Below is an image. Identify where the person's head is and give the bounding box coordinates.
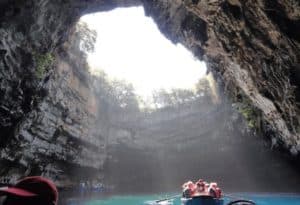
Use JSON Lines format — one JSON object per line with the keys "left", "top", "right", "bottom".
{"left": 0, "top": 176, "right": 58, "bottom": 205}
{"left": 187, "top": 181, "right": 194, "bottom": 189}
{"left": 210, "top": 182, "right": 217, "bottom": 188}
{"left": 196, "top": 179, "right": 204, "bottom": 184}
{"left": 196, "top": 181, "right": 205, "bottom": 191}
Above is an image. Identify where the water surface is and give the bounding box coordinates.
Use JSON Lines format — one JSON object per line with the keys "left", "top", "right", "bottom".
{"left": 66, "top": 193, "right": 300, "bottom": 205}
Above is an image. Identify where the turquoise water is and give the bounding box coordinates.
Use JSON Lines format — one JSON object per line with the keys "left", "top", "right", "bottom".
{"left": 67, "top": 193, "right": 300, "bottom": 205}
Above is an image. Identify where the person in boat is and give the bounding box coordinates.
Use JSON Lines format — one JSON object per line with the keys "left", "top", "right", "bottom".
{"left": 208, "top": 183, "right": 217, "bottom": 198}
{"left": 215, "top": 187, "right": 221, "bottom": 198}
{"left": 182, "top": 182, "right": 189, "bottom": 198}
{"left": 0, "top": 176, "right": 58, "bottom": 205}
{"left": 195, "top": 180, "right": 206, "bottom": 196}
{"left": 204, "top": 182, "right": 210, "bottom": 194}
{"left": 208, "top": 182, "right": 222, "bottom": 198}
{"left": 182, "top": 181, "right": 196, "bottom": 198}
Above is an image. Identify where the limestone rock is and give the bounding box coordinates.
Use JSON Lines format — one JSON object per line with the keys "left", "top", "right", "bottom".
{"left": 0, "top": 0, "right": 300, "bottom": 187}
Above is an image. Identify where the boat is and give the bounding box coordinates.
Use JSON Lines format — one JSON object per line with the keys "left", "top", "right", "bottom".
{"left": 181, "top": 195, "right": 223, "bottom": 205}
{"left": 180, "top": 180, "right": 256, "bottom": 205}
{"left": 181, "top": 195, "right": 255, "bottom": 205}
{"left": 149, "top": 180, "right": 256, "bottom": 205}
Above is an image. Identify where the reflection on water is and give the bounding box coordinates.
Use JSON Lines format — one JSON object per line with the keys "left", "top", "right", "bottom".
{"left": 65, "top": 193, "right": 300, "bottom": 205}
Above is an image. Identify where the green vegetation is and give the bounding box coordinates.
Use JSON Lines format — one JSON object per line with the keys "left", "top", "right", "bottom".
{"left": 152, "top": 88, "right": 197, "bottom": 108}
{"left": 150, "top": 78, "right": 212, "bottom": 109}
{"left": 34, "top": 52, "right": 54, "bottom": 79}
{"left": 239, "top": 106, "right": 256, "bottom": 128}
{"left": 92, "top": 70, "right": 213, "bottom": 112}
{"left": 92, "top": 72, "right": 140, "bottom": 113}
{"left": 236, "top": 95, "right": 259, "bottom": 129}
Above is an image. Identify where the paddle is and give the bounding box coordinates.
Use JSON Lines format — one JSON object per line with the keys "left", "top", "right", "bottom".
{"left": 155, "top": 194, "right": 181, "bottom": 203}
{"left": 223, "top": 194, "right": 256, "bottom": 205}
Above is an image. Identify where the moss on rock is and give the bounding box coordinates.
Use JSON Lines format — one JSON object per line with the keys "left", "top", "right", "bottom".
{"left": 34, "top": 52, "right": 54, "bottom": 79}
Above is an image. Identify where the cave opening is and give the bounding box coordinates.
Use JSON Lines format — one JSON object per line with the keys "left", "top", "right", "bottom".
{"left": 79, "top": 6, "right": 208, "bottom": 106}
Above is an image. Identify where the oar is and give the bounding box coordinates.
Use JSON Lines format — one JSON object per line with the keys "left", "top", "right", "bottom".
{"left": 155, "top": 194, "right": 181, "bottom": 203}
{"left": 223, "top": 194, "right": 256, "bottom": 205}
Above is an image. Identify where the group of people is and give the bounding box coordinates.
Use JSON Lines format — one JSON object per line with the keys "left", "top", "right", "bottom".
{"left": 79, "top": 181, "right": 104, "bottom": 195}
{"left": 182, "top": 179, "right": 222, "bottom": 199}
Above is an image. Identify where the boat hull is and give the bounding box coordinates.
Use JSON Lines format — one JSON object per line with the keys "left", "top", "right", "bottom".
{"left": 181, "top": 196, "right": 224, "bottom": 205}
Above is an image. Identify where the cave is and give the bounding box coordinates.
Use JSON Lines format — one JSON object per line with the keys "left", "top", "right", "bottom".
{"left": 0, "top": 0, "right": 300, "bottom": 194}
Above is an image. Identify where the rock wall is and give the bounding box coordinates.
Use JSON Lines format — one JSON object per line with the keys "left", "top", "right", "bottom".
{"left": 0, "top": 0, "right": 300, "bottom": 187}
{"left": 0, "top": 23, "right": 108, "bottom": 186}
{"left": 0, "top": 0, "right": 140, "bottom": 185}
{"left": 0, "top": 0, "right": 79, "bottom": 144}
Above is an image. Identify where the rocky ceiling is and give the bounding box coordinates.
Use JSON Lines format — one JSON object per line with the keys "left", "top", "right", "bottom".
{"left": 0, "top": 0, "right": 299, "bottom": 168}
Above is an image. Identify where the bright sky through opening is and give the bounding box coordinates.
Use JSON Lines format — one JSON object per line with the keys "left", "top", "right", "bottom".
{"left": 80, "top": 7, "right": 207, "bottom": 99}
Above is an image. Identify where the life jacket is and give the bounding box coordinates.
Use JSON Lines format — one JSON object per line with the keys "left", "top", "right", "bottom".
{"left": 204, "top": 183, "right": 210, "bottom": 195}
